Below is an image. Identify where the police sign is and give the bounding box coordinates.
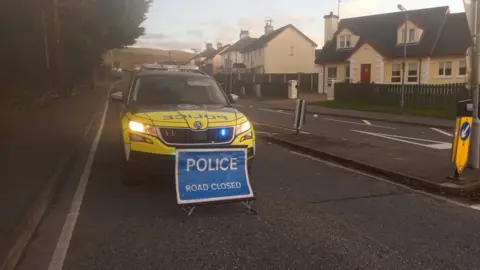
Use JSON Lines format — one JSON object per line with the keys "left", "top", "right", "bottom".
{"left": 175, "top": 148, "right": 254, "bottom": 205}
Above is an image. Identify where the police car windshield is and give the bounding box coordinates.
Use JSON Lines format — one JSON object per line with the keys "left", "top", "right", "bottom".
{"left": 132, "top": 75, "right": 228, "bottom": 105}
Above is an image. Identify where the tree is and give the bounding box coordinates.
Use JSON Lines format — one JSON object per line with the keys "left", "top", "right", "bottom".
{"left": 0, "top": 0, "right": 152, "bottom": 100}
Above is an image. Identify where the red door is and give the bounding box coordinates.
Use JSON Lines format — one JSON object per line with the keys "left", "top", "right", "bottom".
{"left": 360, "top": 64, "right": 371, "bottom": 83}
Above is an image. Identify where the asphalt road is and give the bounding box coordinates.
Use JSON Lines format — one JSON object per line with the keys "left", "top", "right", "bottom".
{"left": 15, "top": 98, "right": 480, "bottom": 270}
{"left": 234, "top": 103, "right": 454, "bottom": 153}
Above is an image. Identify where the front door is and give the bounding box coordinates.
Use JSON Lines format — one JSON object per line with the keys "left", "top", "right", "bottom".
{"left": 360, "top": 64, "right": 371, "bottom": 83}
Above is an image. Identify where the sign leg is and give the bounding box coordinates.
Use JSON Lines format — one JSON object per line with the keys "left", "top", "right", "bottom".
{"left": 241, "top": 200, "right": 258, "bottom": 215}
{"left": 181, "top": 206, "right": 196, "bottom": 216}
{"left": 447, "top": 169, "right": 466, "bottom": 181}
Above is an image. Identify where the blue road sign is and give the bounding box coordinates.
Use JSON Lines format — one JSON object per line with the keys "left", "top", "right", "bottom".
{"left": 175, "top": 148, "right": 254, "bottom": 205}
{"left": 460, "top": 121, "right": 471, "bottom": 141}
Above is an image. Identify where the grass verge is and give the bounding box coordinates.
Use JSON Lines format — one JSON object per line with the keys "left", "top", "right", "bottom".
{"left": 310, "top": 100, "right": 455, "bottom": 119}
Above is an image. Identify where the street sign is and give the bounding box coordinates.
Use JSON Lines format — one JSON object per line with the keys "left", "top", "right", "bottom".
{"left": 175, "top": 148, "right": 254, "bottom": 205}
{"left": 452, "top": 117, "right": 473, "bottom": 173}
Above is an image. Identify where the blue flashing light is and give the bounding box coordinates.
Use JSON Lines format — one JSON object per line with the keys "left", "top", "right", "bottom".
{"left": 219, "top": 128, "right": 228, "bottom": 137}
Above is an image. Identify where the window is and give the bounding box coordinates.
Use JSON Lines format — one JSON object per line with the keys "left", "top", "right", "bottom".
{"left": 346, "top": 35, "right": 351, "bottom": 47}
{"left": 459, "top": 60, "right": 466, "bottom": 76}
{"left": 400, "top": 27, "right": 416, "bottom": 43}
{"left": 438, "top": 61, "right": 452, "bottom": 76}
{"left": 290, "top": 46, "right": 294, "bottom": 56}
{"left": 339, "top": 35, "right": 351, "bottom": 48}
{"left": 131, "top": 75, "right": 228, "bottom": 105}
{"left": 391, "top": 63, "right": 401, "bottom": 83}
{"left": 327, "top": 67, "right": 337, "bottom": 87}
{"left": 407, "top": 62, "right": 418, "bottom": 82}
{"left": 345, "top": 64, "right": 350, "bottom": 80}
{"left": 408, "top": 28, "right": 415, "bottom": 42}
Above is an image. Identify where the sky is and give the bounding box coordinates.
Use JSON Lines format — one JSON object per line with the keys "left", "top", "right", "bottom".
{"left": 134, "top": 0, "right": 465, "bottom": 52}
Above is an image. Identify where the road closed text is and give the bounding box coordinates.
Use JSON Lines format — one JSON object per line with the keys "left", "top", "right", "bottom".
{"left": 186, "top": 157, "right": 238, "bottom": 172}
{"left": 185, "top": 182, "right": 242, "bottom": 192}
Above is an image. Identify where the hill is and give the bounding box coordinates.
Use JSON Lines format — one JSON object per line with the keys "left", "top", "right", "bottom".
{"left": 106, "top": 47, "right": 195, "bottom": 68}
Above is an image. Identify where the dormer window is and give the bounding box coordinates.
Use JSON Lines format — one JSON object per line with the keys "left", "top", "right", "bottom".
{"left": 408, "top": 28, "right": 415, "bottom": 42}
{"left": 340, "top": 35, "right": 351, "bottom": 48}
{"left": 399, "top": 26, "right": 419, "bottom": 44}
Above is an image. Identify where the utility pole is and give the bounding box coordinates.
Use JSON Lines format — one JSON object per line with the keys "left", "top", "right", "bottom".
{"left": 397, "top": 4, "right": 408, "bottom": 114}
{"left": 41, "top": 10, "right": 52, "bottom": 92}
{"left": 467, "top": 0, "right": 480, "bottom": 169}
{"left": 52, "top": 0, "right": 65, "bottom": 95}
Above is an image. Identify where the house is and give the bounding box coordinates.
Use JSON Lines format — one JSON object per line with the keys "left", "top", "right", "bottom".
{"left": 203, "top": 42, "right": 230, "bottom": 74}
{"left": 188, "top": 43, "right": 218, "bottom": 67}
{"left": 315, "top": 6, "right": 471, "bottom": 99}
{"left": 220, "top": 30, "right": 257, "bottom": 73}
{"left": 240, "top": 20, "right": 318, "bottom": 74}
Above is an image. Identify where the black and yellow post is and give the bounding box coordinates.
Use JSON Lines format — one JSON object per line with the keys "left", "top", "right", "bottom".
{"left": 449, "top": 100, "right": 474, "bottom": 181}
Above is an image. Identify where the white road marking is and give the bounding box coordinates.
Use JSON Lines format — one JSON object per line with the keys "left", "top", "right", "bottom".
{"left": 255, "top": 131, "right": 272, "bottom": 135}
{"left": 324, "top": 118, "right": 396, "bottom": 130}
{"left": 251, "top": 122, "right": 312, "bottom": 134}
{"left": 288, "top": 150, "right": 480, "bottom": 211}
{"left": 352, "top": 129, "right": 452, "bottom": 150}
{"left": 363, "top": 120, "right": 372, "bottom": 125}
{"left": 431, "top": 128, "right": 453, "bottom": 137}
{"left": 48, "top": 92, "right": 110, "bottom": 270}
{"left": 471, "top": 204, "right": 480, "bottom": 210}
{"left": 257, "top": 108, "right": 293, "bottom": 115}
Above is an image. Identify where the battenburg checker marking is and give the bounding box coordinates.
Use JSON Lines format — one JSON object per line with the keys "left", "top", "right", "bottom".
{"left": 175, "top": 148, "right": 254, "bottom": 205}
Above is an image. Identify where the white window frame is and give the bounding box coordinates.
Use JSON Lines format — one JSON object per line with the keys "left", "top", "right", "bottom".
{"left": 391, "top": 63, "right": 401, "bottom": 83}
{"left": 407, "top": 62, "right": 418, "bottom": 83}
{"left": 438, "top": 61, "right": 453, "bottom": 77}
{"left": 459, "top": 60, "right": 466, "bottom": 77}
{"left": 339, "top": 35, "right": 351, "bottom": 48}
{"left": 327, "top": 67, "right": 337, "bottom": 87}
{"left": 345, "top": 35, "right": 351, "bottom": 47}
{"left": 408, "top": 28, "right": 415, "bottom": 42}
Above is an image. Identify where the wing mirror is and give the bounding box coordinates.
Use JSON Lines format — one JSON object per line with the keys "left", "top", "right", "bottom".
{"left": 229, "top": 93, "right": 239, "bottom": 103}
{"left": 110, "top": 91, "right": 125, "bottom": 102}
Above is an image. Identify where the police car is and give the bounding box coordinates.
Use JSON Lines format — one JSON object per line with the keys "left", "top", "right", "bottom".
{"left": 110, "top": 64, "right": 255, "bottom": 186}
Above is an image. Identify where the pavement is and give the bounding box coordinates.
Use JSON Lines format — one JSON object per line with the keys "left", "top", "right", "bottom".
{"left": 13, "top": 97, "right": 480, "bottom": 269}
{"left": 232, "top": 101, "right": 480, "bottom": 197}
{"left": 237, "top": 94, "right": 455, "bottom": 129}
{"left": 0, "top": 81, "right": 112, "bottom": 270}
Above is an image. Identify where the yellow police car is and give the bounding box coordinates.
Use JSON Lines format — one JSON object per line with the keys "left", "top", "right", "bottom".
{"left": 110, "top": 65, "right": 255, "bottom": 185}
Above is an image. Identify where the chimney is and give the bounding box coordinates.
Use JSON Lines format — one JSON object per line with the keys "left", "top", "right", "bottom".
{"left": 264, "top": 18, "right": 274, "bottom": 35}
{"left": 323, "top": 11, "right": 339, "bottom": 43}
{"left": 206, "top": 43, "right": 213, "bottom": 49}
{"left": 217, "top": 42, "right": 223, "bottom": 49}
{"left": 239, "top": 30, "right": 250, "bottom": 39}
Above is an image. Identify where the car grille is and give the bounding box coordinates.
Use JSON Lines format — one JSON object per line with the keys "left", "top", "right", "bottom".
{"left": 158, "top": 127, "right": 235, "bottom": 144}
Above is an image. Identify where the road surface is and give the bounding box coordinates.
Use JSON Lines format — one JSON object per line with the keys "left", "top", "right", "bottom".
{"left": 15, "top": 98, "right": 480, "bottom": 270}
{"left": 233, "top": 104, "right": 454, "bottom": 152}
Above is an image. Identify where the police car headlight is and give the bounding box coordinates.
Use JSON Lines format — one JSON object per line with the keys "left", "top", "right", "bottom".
{"left": 235, "top": 121, "right": 251, "bottom": 135}
{"left": 128, "top": 121, "right": 157, "bottom": 136}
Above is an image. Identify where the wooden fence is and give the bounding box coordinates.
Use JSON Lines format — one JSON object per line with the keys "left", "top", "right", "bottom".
{"left": 334, "top": 83, "right": 471, "bottom": 110}
{"left": 214, "top": 73, "right": 318, "bottom": 98}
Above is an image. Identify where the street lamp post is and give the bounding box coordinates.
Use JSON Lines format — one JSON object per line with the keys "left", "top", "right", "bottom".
{"left": 465, "top": 0, "right": 480, "bottom": 169}
{"left": 397, "top": 4, "right": 408, "bottom": 114}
